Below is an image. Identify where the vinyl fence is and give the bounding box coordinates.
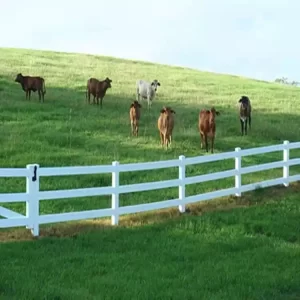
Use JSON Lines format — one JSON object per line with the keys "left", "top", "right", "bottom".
{"left": 1, "top": 140, "right": 300, "bottom": 237}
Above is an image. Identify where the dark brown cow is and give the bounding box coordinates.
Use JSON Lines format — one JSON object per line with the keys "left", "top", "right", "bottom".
{"left": 238, "top": 96, "right": 252, "bottom": 135}
{"left": 86, "top": 77, "right": 112, "bottom": 108}
{"left": 157, "top": 106, "right": 176, "bottom": 148}
{"left": 198, "top": 107, "right": 220, "bottom": 153}
{"left": 14, "top": 73, "right": 46, "bottom": 102}
{"left": 129, "top": 100, "right": 142, "bottom": 136}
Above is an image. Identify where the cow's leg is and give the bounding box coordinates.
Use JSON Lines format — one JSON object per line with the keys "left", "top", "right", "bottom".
{"left": 160, "top": 132, "right": 164, "bottom": 146}
{"left": 25, "top": 90, "right": 28, "bottom": 100}
{"left": 205, "top": 135, "right": 208, "bottom": 152}
{"left": 248, "top": 114, "right": 251, "bottom": 130}
{"left": 28, "top": 90, "right": 31, "bottom": 101}
{"left": 93, "top": 95, "right": 96, "bottom": 104}
{"left": 100, "top": 97, "right": 103, "bottom": 109}
{"left": 131, "top": 121, "right": 134, "bottom": 136}
{"left": 240, "top": 119, "right": 244, "bottom": 135}
{"left": 38, "top": 90, "right": 41, "bottom": 102}
{"left": 136, "top": 122, "right": 139, "bottom": 137}
{"left": 245, "top": 119, "right": 248, "bottom": 135}
{"left": 200, "top": 133, "right": 204, "bottom": 149}
{"left": 211, "top": 135, "right": 215, "bottom": 154}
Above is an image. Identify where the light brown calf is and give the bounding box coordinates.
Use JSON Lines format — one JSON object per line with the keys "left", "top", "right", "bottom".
{"left": 157, "top": 106, "right": 176, "bottom": 148}
{"left": 129, "top": 100, "right": 142, "bottom": 136}
{"left": 198, "top": 107, "right": 220, "bottom": 153}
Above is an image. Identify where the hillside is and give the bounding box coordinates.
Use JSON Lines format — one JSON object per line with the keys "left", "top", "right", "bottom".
{"left": 1, "top": 47, "right": 300, "bottom": 167}
{"left": 1, "top": 46, "right": 300, "bottom": 213}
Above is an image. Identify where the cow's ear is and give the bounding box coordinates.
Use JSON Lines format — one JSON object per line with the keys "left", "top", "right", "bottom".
{"left": 216, "top": 111, "right": 220, "bottom": 116}
{"left": 130, "top": 103, "right": 134, "bottom": 108}
{"left": 171, "top": 109, "right": 176, "bottom": 114}
{"left": 151, "top": 82, "right": 155, "bottom": 86}
{"left": 157, "top": 82, "right": 161, "bottom": 86}
{"left": 138, "top": 103, "right": 142, "bottom": 108}
{"left": 160, "top": 109, "right": 165, "bottom": 113}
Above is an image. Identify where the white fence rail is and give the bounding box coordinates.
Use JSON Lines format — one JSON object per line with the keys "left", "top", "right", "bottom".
{"left": 0, "top": 140, "right": 300, "bottom": 237}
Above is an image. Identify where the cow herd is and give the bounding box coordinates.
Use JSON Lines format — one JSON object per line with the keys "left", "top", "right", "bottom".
{"left": 13, "top": 73, "right": 252, "bottom": 153}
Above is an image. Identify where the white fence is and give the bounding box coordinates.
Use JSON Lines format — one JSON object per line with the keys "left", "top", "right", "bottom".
{"left": 0, "top": 140, "right": 300, "bottom": 237}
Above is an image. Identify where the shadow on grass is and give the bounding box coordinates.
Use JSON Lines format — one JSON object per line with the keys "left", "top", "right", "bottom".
{"left": 1, "top": 181, "right": 300, "bottom": 242}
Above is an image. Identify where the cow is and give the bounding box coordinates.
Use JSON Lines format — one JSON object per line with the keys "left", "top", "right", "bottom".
{"left": 86, "top": 77, "right": 112, "bottom": 108}
{"left": 14, "top": 73, "right": 46, "bottom": 102}
{"left": 157, "top": 106, "right": 176, "bottom": 148}
{"left": 136, "top": 79, "right": 160, "bottom": 110}
{"left": 238, "top": 96, "right": 251, "bottom": 135}
{"left": 198, "top": 107, "right": 220, "bottom": 153}
{"left": 129, "top": 100, "right": 142, "bottom": 136}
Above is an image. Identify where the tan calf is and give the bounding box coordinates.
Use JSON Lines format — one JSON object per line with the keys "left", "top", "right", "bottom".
{"left": 157, "top": 106, "right": 176, "bottom": 148}
{"left": 129, "top": 100, "right": 142, "bottom": 136}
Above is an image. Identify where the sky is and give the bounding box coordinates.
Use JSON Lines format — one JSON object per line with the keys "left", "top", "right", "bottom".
{"left": 0, "top": 0, "right": 298, "bottom": 82}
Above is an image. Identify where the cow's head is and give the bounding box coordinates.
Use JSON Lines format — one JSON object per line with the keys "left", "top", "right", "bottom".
{"left": 151, "top": 79, "right": 161, "bottom": 92}
{"left": 239, "top": 96, "right": 250, "bottom": 115}
{"left": 130, "top": 100, "right": 142, "bottom": 109}
{"left": 104, "top": 77, "right": 112, "bottom": 88}
{"left": 160, "top": 106, "right": 175, "bottom": 115}
{"left": 15, "top": 73, "right": 23, "bottom": 83}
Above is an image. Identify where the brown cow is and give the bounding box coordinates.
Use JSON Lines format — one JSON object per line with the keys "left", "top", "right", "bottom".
{"left": 198, "top": 107, "right": 220, "bottom": 153}
{"left": 86, "top": 77, "right": 112, "bottom": 108}
{"left": 129, "top": 100, "right": 142, "bottom": 136}
{"left": 157, "top": 106, "right": 176, "bottom": 148}
{"left": 238, "top": 96, "right": 251, "bottom": 135}
{"left": 14, "top": 73, "right": 46, "bottom": 102}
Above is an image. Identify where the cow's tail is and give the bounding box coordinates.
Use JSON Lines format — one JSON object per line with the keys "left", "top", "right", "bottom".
{"left": 42, "top": 79, "right": 46, "bottom": 95}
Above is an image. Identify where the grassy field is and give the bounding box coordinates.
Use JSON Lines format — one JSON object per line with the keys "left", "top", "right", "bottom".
{"left": 0, "top": 47, "right": 300, "bottom": 298}
{"left": 0, "top": 185, "right": 300, "bottom": 299}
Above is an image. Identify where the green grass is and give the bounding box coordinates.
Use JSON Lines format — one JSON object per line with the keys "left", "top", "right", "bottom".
{"left": 0, "top": 47, "right": 300, "bottom": 298}
{"left": 0, "top": 47, "right": 299, "bottom": 217}
{"left": 0, "top": 185, "right": 300, "bottom": 299}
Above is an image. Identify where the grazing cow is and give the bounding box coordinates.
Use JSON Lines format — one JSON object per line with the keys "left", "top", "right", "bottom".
{"left": 136, "top": 79, "right": 160, "bottom": 110}
{"left": 238, "top": 96, "right": 251, "bottom": 135}
{"left": 129, "top": 100, "right": 142, "bottom": 136}
{"left": 86, "top": 77, "right": 112, "bottom": 108}
{"left": 198, "top": 107, "right": 220, "bottom": 153}
{"left": 157, "top": 106, "right": 176, "bottom": 148}
{"left": 14, "top": 73, "right": 46, "bottom": 102}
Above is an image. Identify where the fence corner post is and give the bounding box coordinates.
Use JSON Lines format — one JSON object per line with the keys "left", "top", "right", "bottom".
{"left": 235, "top": 148, "right": 242, "bottom": 197}
{"left": 283, "top": 140, "right": 290, "bottom": 187}
{"left": 111, "top": 161, "right": 120, "bottom": 225}
{"left": 178, "top": 155, "right": 186, "bottom": 213}
{"left": 26, "top": 164, "right": 40, "bottom": 237}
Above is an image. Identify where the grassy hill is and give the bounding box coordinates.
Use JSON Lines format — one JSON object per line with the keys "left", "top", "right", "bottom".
{"left": 0, "top": 48, "right": 300, "bottom": 299}
{"left": 0, "top": 47, "right": 300, "bottom": 213}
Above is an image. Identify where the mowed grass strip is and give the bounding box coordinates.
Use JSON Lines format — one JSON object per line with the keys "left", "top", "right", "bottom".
{"left": 0, "top": 184, "right": 300, "bottom": 299}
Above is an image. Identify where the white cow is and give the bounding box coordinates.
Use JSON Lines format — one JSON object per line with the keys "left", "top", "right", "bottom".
{"left": 136, "top": 79, "right": 161, "bottom": 110}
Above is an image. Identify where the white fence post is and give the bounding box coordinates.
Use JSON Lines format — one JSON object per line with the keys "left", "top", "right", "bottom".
{"left": 111, "top": 161, "right": 120, "bottom": 225}
{"left": 26, "top": 164, "right": 40, "bottom": 236}
{"left": 283, "top": 140, "right": 290, "bottom": 187}
{"left": 178, "top": 155, "right": 186, "bottom": 213}
{"left": 235, "top": 148, "right": 242, "bottom": 197}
